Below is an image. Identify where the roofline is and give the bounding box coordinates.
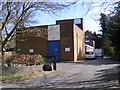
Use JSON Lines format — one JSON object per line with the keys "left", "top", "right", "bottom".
{"left": 56, "top": 18, "right": 84, "bottom": 22}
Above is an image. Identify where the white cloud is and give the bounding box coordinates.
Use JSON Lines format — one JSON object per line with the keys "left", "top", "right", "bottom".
{"left": 84, "top": 20, "right": 101, "bottom": 33}
{"left": 90, "top": 7, "right": 102, "bottom": 14}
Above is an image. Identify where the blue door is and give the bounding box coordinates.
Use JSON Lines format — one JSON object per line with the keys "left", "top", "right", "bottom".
{"left": 48, "top": 41, "right": 60, "bottom": 61}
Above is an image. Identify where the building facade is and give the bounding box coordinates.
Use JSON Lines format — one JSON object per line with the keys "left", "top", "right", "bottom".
{"left": 16, "top": 26, "right": 48, "bottom": 56}
{"left": 56, "top": 18, "right": 85, "bottom": 61}
{"left": 16, "top": 18, "right": 85, "bottom": 62}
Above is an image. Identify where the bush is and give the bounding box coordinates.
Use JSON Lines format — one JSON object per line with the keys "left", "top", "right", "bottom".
{"left": 5, "top": 54, "right": 45, "bottom": 66}
{"left": 24, "top": 55, "right": 45, "bottom": 66}
{"left": 34, "top": 55, "right": 45, "bottom": 65}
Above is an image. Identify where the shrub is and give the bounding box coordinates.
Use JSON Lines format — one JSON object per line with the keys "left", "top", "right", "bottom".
{"left": 24, "top": 54, "right": 45, "bottom": 66}
{"left": 5, "top": 54, "right": 45, "bottom": 66}
{"left": 34, "top": 55, "right": 45, "bottom": 65}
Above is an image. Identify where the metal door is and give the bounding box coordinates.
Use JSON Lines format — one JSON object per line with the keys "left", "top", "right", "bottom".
{"left": 48, "top": 41, "right": 60, "bottom": 61}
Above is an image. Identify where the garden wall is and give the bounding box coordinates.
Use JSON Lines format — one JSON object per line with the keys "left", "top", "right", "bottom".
{"left": 1, "top": 65, "right": 43, "bottom": 75}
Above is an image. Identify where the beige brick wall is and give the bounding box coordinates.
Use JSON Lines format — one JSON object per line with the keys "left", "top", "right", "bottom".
{"left": 73, "top": 24, "right": 85, "bottom": 62}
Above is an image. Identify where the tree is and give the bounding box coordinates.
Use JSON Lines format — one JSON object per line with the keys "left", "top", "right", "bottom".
{"left": 99, "top": 1, "right": 120, "bottom": 59}
{"left": 93, "top": 32, "right": 102, "bottom": 48}
{"left": 100, "top": 13, "right": 108, "bottom": 38}
{"left": 0, "top": 1, "right": 119, "bottom": 65}
{"left": 107, "top": 1, "right": 120, "bottom": 59}
{"left": 1, "top": 2, "right": 77, "bottom": 48}
{"left": 1, "top": 0, "right": 118, "bottom": 50}
{"left": 0, "top": 1, "right": 77, "bottom": 66}
{"left": 99, "top": 13, "right": 113, "bottom": 56}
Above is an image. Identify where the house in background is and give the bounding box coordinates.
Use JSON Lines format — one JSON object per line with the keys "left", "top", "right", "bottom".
{"left": 85, "top": 30, "right": 95, "bottom": 52}
{"left": 85, "top": 30, "right": 95, "bottom": 40}
{"left": 16, "top": 18, "right": 85, "bottom": 62}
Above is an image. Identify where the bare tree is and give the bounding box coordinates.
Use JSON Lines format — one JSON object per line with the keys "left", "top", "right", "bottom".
{"left": 0, "top": 1, "right": 78, "bottom": 66}
{"left": 0, "top": 0, "right": 118, "bottom": 66}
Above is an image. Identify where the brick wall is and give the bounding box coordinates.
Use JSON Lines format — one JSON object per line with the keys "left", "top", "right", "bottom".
{"left": 56, "top": 19, "right": 85, "bottom": 61}
{"left": 56, "top": 20, "right": 74, "bottom": 61}
{"left": 16, "top": 26, "right": 48, "bottom": 56}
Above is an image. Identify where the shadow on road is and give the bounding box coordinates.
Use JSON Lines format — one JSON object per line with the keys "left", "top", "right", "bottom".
{"left": 75, "top": 58, "right": 120, "bottom": 66}
{"left": 2, "top": 66, "right": 120, "bottom": 90}
{"left": 96, "top": 66, "right": 120, "bottom": 83}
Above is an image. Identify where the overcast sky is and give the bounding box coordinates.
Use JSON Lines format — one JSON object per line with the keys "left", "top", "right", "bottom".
{"left": 31, "top": 0, "right": 119, "bottom": 33}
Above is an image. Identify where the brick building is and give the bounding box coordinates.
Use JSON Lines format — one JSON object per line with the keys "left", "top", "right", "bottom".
{"left": 16, "top": 26, "right": 48, "bottom": 56}
{"left": 85, "top": 30, "right": 95, "bottom": 52}
{"left": 85, "top": 30, "right": 95, "bottom": 40}
{"left": 16, "top": 18, "right": 85, "bottom": 62}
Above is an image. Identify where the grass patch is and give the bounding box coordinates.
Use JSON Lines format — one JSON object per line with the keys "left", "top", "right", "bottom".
{"left": 0, "top": 72, "right": 42, "bottom": 81}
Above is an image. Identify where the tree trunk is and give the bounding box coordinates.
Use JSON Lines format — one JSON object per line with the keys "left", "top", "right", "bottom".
{"left": 1, "top": 44, "right": 5, "bottom": 67}
{"left": 0, "top": 32, "right": 5, "bottom": 67}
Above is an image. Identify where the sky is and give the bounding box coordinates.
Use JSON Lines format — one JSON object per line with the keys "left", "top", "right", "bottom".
{"left": 31, "top": 0, "right": 119, "bottom": 34}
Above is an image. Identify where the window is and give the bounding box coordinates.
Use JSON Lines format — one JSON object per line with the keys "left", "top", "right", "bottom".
{"left": 29, "top": 49, "right": 34, "bottom": 53}
{"left": 85, "top": 52, "right": 94, "bottom": 54}
{"left": 65, "top": 48, "right": 70, "bottom": 51}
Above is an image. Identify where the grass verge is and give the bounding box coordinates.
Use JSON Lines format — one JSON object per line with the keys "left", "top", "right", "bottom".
{"left": 0, "top": 72, "right": 42, "bottom": 82}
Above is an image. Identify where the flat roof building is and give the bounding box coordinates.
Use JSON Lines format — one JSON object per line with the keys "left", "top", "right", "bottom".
{"left": 16, "top": 18, "right": 85, "bottom": 62}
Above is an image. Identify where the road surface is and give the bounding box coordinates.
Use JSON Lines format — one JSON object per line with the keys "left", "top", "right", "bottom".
{"left": 1, "top": 57, "right": 120, "bottom": 89}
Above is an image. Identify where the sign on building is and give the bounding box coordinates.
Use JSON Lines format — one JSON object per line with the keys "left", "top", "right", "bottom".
{"left": 29, "top": 49, "right": 34, "bottom": 53}
{"left": 65, "top": 48, "right": 70, "bottom": 52}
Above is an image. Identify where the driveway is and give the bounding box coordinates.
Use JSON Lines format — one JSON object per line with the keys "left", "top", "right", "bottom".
{"left": 1, "top": 57, "right": 120, "bottom": 89}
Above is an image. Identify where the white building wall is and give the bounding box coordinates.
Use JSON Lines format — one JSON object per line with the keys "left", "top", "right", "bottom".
{"left": 48, "top": 25, "right": 60, "bottom": 41}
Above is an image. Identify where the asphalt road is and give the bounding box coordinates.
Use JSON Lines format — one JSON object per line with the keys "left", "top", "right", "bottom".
{"left": 1, "top": 57, "right": 120, "bottom": 89}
